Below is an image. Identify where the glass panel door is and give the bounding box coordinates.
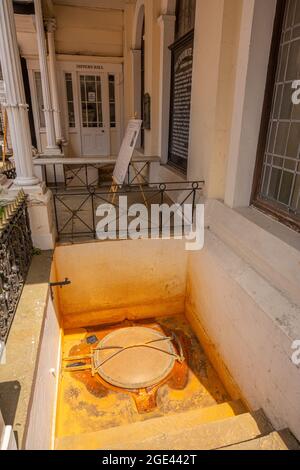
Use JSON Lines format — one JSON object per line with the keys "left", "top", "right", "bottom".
{"left": 79, "top": 73, "right": 110, "bottom": 156}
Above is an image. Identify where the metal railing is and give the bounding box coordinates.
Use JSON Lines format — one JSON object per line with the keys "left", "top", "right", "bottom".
{"left": 0, "top": 191, "right": 33, "bottom": 344}
{"left": 40, "top": 160, "right": 151, "bottom": 191}
{"left": 53, "top": 180, "right": 204, "bottom": 242}
{"left": 0, "top": 160, "right": 16, "bottom": 180}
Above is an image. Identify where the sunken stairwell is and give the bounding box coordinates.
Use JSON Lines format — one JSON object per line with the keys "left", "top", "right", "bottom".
{"left": 30, "top": 239, "right": 300, "bottom": 451}
{"left": 55, "top": 404, "right": 299, "bottom": 450}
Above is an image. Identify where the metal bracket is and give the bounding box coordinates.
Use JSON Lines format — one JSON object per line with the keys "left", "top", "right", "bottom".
{"left": 49, "top": 278, "right": 71, "bottom": 300}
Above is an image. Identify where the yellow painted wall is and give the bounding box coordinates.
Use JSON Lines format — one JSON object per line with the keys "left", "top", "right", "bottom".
{"left": 188, "top": 0, "right": 242, "bottom": 199}
{"left": 141, "top": 0, "right": 161, "bottom": 155}
{"left": 54, "top": 5, "right": 124, "bottom": 57}
{"left": 53, "top": 238, "right": 188, "bottom": 329}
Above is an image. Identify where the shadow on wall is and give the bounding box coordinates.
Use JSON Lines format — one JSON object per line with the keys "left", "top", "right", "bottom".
{"left": 0, "top": 380, "right": 21, "bottom": 448}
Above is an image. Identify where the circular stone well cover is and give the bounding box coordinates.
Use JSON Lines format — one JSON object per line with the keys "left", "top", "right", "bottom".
{"left": 93, "top": 327, "right": 176, "bottom": 389}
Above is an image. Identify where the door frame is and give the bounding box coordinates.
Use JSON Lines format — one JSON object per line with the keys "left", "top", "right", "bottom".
{"left": 77, "top": 71, "right": 110, "bottom": 156}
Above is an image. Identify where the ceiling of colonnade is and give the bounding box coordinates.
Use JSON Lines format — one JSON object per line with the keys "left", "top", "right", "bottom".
{"left": 12, "top": 0, "right": 138, "bottom": 57}
{"left": 13, "top": 1, "right": 129, "bottom": 10}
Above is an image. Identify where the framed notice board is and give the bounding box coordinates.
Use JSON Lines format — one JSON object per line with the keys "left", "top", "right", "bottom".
{"left": 168, "top": 30, "right": 194, "bottom": 172}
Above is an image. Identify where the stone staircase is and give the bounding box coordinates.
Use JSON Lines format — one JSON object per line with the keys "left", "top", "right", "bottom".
{"left": 55, "top": 400, "right": 300, "bottom": 450}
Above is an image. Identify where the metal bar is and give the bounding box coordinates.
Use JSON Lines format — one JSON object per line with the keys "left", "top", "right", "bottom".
{"left": 85, "top": 164, "right": 88, "bottom": 188}
{"left": 64, "top": 354, "right": 92, "bottom": 361}
{"left": 192, "top": 190, "right": 196, "bottom": 223}
{"left": 44, "top": 165, "right": 48, "bottom": 186}
{"left": 64, "top": 365, "right": 91, "bottom": 372}
{"left": 53, "top": 164, "right": 57, "bottom": 188}
{"left": 53, "top": 194, "right": 60, "bottom": 235}
{"left": 91, "top": 192, "right": 96, "bottom": 239}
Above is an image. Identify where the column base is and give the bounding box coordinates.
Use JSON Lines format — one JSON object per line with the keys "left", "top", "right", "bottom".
{"left": 8, "top": 182, "right": 57, "bottom": 250}
{"left": 14, "top": 176, "right": 40, "bottom": 186}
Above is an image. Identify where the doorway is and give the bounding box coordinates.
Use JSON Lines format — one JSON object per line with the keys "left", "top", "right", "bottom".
{"left": 79, "top": 73, "right": 110, "bottom": 156}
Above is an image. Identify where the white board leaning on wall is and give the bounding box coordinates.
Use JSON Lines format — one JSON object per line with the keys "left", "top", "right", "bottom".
{"left": 113, "top": 119, "right": 142, "bottom": 185}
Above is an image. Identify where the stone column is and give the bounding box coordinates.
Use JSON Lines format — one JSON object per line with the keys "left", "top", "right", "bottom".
{"left": 0, "top": 0, "right": 56, "bottom": 249}
{"left": 34, "top": 0, "right": 60, "bottom": 155}
{"left": 0, "top": 0, "right": 39, "bottom": 186}
{"left": 45, "top": 18, "right": 65, "bottom": 144}
{"left": 157, "top": 14, "right": 176, "bottom": 164}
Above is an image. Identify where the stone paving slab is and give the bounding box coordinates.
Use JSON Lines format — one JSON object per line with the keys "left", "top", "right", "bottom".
{"left": 0, "top": 251, "right": 53, "bottom": 448}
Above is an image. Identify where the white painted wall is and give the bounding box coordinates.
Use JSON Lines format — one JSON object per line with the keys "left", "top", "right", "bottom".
{"left": 205, "top": 200, "right": 300, "bottom": 306}
{"left": 25, "top": 293, "right": 62, "bottom": 450}
{"left": 225, "top": 0, "right": 277, "bottom": 208}
{"left": 186, "top": 202, "right": 300, "bottom": 441}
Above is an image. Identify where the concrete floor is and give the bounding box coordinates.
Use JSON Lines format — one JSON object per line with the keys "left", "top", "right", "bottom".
{"left": 55, "top": 315, "right": 231, "bottom": 441}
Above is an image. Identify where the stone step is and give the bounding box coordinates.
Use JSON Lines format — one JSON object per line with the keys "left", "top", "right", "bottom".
{"left": 55, "top": 400, "right": 247, "bottom": 450}
{"left": 220, "top": 430, "right": 300, "bottom": 450}
{"left": 104, "top": 410, "right": 272, "bottom": 450}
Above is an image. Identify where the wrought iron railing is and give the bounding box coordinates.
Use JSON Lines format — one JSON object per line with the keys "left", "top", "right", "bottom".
{"left": 0, "top": 190, "right": 33, "bottom": 344}
{"left": 0, "top": 160, "right": 16, "bottom": 180}
{"left": 53, "top": 180, "right": 204, "bottom": 242}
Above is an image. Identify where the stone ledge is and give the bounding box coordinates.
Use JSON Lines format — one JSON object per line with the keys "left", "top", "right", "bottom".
{"left": 205, "top": 199, "right": 300, "bottom": 306}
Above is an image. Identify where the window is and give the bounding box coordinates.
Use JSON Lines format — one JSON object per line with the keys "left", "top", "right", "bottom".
{"left": 109, "top": 74, "right": 116, "bottom": 128}
{"left": 253, "top": 0, "right": 300, "bottom": 230}
{"left": 65, "top": 73, "right": 76, "bottom": 128}
{"left": 34, "top": 71, "right": 45, "bottom": 128}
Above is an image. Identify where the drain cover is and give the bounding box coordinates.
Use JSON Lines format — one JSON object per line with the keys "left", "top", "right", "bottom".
{"left": 93, "top": 327, "right": 177, "bottom": 389}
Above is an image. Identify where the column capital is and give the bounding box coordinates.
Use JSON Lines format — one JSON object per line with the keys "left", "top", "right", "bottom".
{"left": 44, "top": 17, "right": 57, "bottom": 33}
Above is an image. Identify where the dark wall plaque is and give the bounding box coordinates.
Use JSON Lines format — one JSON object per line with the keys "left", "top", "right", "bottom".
{"left": 168, "top": 30, "right": 194, "bottom": 172}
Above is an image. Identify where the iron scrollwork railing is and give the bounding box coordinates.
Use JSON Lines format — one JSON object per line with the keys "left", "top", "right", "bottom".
{"left": 0, "top": 160, "right": 17, "bottom": 180}
{"left": 0, "top": 191, "right": 33, "bottom": 344}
